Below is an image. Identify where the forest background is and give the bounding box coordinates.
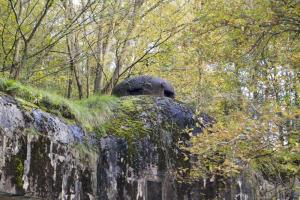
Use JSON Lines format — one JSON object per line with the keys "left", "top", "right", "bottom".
{"left": 0, "top": 0, "right": 299, "bottom": 194}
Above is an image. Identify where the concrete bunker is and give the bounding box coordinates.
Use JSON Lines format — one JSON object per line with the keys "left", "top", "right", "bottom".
{"left": 112, "top": 76, "right": 175, "bottom": 98}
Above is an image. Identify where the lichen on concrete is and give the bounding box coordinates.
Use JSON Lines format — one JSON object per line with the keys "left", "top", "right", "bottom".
{"left": 0, "top": 92, "right": 98, "bottom": 199}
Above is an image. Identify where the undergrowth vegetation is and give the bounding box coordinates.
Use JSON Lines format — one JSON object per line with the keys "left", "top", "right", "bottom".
{"left": 0, "top": 78, "right": 118, "bottom": 133}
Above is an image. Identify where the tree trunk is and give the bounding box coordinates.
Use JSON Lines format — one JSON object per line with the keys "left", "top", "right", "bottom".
{"left": 9, "top": 40, "right": 22, "bottom": 79}
{"left": 73, "top": 35, "right": 83, "bottom": 99}
{"left": 67, "top": 36, "right": 83, "bottom": 99}
{"left": 93, "top": 62, "right": 103, "bottom": 94}
{"left": 86, "top": 57, "right": 90, "bottom": 98}
{"left": 9, "top": 0, "right": 24, "bottom": 79}
{"left": 74, "top": 66, "right": 83, "bottom": 99}
{"left": 93, "top": 24, "right": 104, "bottom": 95}
{"left": 67, "top": 72, "right": 73, "bottom": 99}
{"left": 65, "top": 0, "right": 83, "bottom": 99}
{"left": 13, "top": 43, "right": 28, "bottom": 80}
{"left": 102, "top": 58, "right": 121, "bottom": 94}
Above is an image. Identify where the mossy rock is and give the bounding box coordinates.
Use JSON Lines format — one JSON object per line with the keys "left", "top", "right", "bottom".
{"left": 100, "top": 95, "right": 209, "bottom": 171}
{"left": 104, "top": 95, "right": 200, "bottom": 140}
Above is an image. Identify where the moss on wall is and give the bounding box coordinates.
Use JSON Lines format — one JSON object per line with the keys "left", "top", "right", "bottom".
{"left": 11, "top": 155, "right": 24, "bottom": 189}
{"left": 0, "top": 78, "right": 118, "bottom": 135}
{"left": 102, "top": 96, "right": 187, "bottom": 160}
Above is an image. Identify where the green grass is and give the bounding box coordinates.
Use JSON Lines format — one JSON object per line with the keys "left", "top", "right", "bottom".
{"left": 0, "top": 78, "right": 118, "bottom": 134}
{"left": 69, "top": 95, "right": 118, "bottom": 132}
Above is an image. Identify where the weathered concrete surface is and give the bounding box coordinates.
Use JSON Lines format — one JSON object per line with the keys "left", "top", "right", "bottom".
{"left": 97, "top": 96, "right": 211, "bottom": 200}
{"left": 0, "top": 93, "right": 210, "bottom": 200}
{"left": 0, "top": 94, "right": 97, "bottom": 199}
{"left": 112, "top": 76, "right": 175, "bottom": 98}
{"left": 0, "top": 93, "right": 298, "bottom": 200}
